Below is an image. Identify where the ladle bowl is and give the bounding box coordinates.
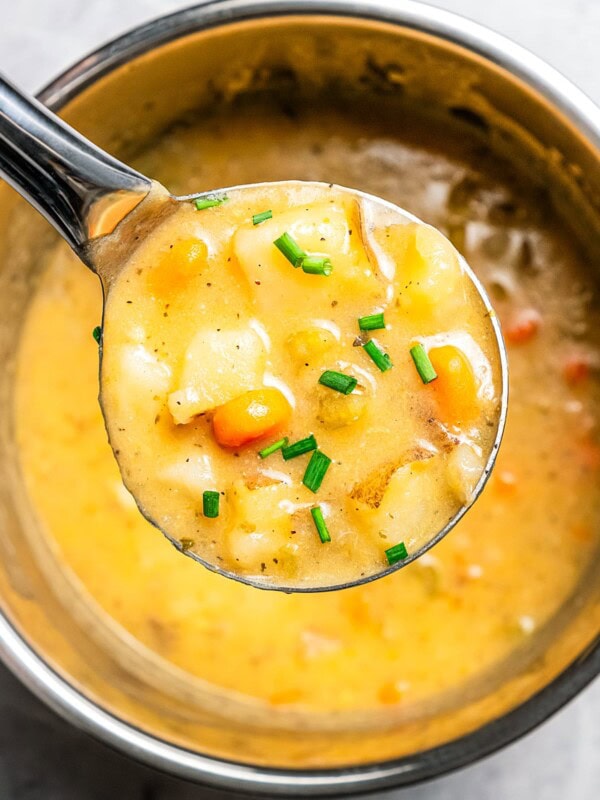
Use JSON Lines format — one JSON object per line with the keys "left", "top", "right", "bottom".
{"left": 0, "top": 72, "right": 507, "bottom": 592}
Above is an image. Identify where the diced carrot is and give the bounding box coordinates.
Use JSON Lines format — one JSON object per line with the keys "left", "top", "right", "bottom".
{"left": 576, "top": 439, "right": 600, "bottom": 471}
{"left": 212, "top": 388, "right": 292, "bottom": 448}
{"left": 428, "top": 345, "right": 480, "bottom": 426}
{"left": 562, "top": 351, "right": 597, "bottom": 386}
{"left": 378, "top": 682, "right": 405, "bottom": 705}
{"left": 146, "top": 238, "right": 207, "bottom": 297}
{"left": 504, "top": 308, "right": 542, "bottom": 344}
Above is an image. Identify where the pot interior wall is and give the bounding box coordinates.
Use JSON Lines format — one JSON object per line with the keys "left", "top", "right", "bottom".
{"left": 0, "top": 14, "right": 598, "bottom": 771}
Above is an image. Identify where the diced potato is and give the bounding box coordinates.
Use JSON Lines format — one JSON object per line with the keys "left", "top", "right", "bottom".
{"left": 388, "top": 223, "right": 465, "bottom": 326}
{"left": 233, "top": 202, "right": 380, "bottom": 310}
{"left": 226, "top": 482, "right": 303, "bottom": 570}
{"left": 351, "top": 455, "right": 451, "bottom": 548}
{"left": 168, "top": 327, "right": 266, "bottom": 424}
{"left": 158, "top": 454, "right": 215, "bottom": 496}
{"left": 349, "top": 448, "right": 434, "bottom": 509}
{"left": 445, "top": 443, "right": 484, "bottom": 504}
{"left": 286, "top": 327, "right": 337, "bottom": 366}
{"left": 108, "top": 344, "right": 172, "bottom": 420}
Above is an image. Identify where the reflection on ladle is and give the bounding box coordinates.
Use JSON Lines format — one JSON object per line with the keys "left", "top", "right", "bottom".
{"left": 0, "top": 74, "right": 507, "bottom": 592}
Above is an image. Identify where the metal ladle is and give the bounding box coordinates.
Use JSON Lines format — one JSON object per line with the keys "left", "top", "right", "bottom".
{"left": 0, "top": 74, "right": 508, "bottom": 592}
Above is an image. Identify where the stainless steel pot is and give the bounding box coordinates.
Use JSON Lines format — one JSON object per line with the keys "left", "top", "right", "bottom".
{"left": 0, "top": 0, "right": 598, "bottom": 794}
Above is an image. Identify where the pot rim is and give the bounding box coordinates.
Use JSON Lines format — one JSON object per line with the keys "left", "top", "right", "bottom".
{"left": 2, "top": 0, "right": 599, "bottom": 794}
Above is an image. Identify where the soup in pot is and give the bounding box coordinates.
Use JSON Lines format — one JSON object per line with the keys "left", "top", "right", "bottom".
{"left": 14, "top": 100, "right": 600, "bottom": 712}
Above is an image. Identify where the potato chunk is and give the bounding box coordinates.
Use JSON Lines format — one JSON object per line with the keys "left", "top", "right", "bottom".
{"left": 233, "top": 202, "right": 380, "bottom": 311}
{"left": 158, "top": 453, "right": 215, "bottom": 497}
{"left": 226, "top": 481, "right": 304, "bottom": 570}
{"left": 351, "top": 455, "right": 452, "bottom": 548}
{"left": 107, "top": 344, "right": 172, "bottom": 421}
{"left": 168, "top": 327, "right": 266, "bottom": 424}
{"left": 382, "top": 223, "right": 465, "bottom": 327}
{"left": 349, "top": 447, "right": 434, "bottom": 509}
{"left": 446, "top": 443, "right": 484, "bottom": 504}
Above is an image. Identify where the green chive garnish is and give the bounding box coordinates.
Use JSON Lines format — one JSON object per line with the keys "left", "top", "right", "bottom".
{"left": 92, "top": 325, "right": 102, "bottom": 344}
{"left": 318, "top": 370, "right": 357, "bottom": 395}
{"left": 202, "top": 490, "right": 220, "bottom": 518}
{"left": 194, "top": 195, "right": 228, "bottom": 211}
{"left": 258, "top": 437, "right": 288, "bottom": 459}
{"left": 363, "top": 339, "right": 393, "bottom": 372}
{"left": 385, "top": 542, "right": 408, "bottom": 565}
{"left": 358, "top": 312, "right": 385, "bottom": 331}
{"left": 274, "top": 232, "right": 306, "bottom": 267}
{"left": 252, "top": 209, "right": 273, "bottom": 225}
{"left": 281, "top": 434, "right": 317, "bottom": 460}
{"left": 310, "top": 506, "right": 331, "bottom": 543}
{"left": 301, "top": 256, "right": 333, "bottom": 276}
{"left": 410, "top": 343, "right": 438, "bottom": 384}
{"left": 302, "top": 450, "right": 332, "bottom": 493}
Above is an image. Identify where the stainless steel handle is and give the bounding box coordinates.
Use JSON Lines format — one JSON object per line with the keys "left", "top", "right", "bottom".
{"left": 0, "top": 74, "right": 151, "bottom": 250}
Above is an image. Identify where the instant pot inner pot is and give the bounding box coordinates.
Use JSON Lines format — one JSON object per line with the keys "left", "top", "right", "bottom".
{"left": 0, "top": 15, "right": 598, "bottom": 770}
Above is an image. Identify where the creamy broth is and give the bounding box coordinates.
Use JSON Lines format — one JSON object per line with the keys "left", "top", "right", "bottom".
{"left": 100, "top": 183, "right": 501, "bottom": 587}
{"left": 15, "top": 102, "right": 600, "bottom": 711}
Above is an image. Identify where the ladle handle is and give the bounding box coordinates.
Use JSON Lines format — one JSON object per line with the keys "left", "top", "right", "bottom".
{"left": 0, "top": 74, "right": 151, "bottom": 250}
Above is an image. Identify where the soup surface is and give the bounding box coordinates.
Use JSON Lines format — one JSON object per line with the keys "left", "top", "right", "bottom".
{"left": 15, "top": 101, "right": 600, "bottom": 712}
{"left": 101, "top": 182, "right": 502, "bottom": 587}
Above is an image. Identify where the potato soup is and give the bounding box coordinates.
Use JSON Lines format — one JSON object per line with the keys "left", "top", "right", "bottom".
{"left": 100, "top": 182, "right": 502, "bottom": 588}
{"left": 15, "top": 100, "right": 600, "bottom": 712}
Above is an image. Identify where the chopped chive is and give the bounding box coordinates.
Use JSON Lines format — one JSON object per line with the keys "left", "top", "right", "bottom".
{"left": 385, "top": 542, "right": 408, "bottom": 565}
{"left": 310, "top": 506, "right": 331, "bottom": 543}
{"left": 410, "top": 343, "right": 438, "bottom": 384}
{"left": 363, "top": 339, "right": 393, "bottom": 372}
{"left": 252, "top": 209, "right": 273, "bottom": 225}
{"left": 202, "top": 490, "right": 220, "bottom": 518}
{"left": 281, "top": 434, "right": 317, "bottom": 460}
{"left": 258, "top": 437, "right": 288, "bottom": 459}
{"left": 194, "top": 195, "right": 228, "bottom": 211}
{"left": 180, "top": 538, "right": 194, "bottom": 552}
{"left": 302, "top": 449, "right": 332, "bottom": 493}
{"left": 273, "top": 232, "right": 306, "bottom": 267}
{"left": 301, "top": 256, "right": 333, "bottom": 276}
{"left": 318, "top": 370, "right": 357, "bottom": 395}
{"left": 92, "top": 325, "right": 102, "bottom": 344}
{"left": 358, "top": 312, "right": 386, "bottom": 331}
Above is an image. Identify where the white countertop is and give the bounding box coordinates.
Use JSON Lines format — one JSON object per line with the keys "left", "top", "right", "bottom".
{"left": 1, "top": 1, "right": 599, "bottom": 798}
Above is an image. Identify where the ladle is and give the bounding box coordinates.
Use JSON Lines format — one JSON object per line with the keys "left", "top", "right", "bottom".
{"left": 0, "top": 74, "right": 508, "bottom": 592}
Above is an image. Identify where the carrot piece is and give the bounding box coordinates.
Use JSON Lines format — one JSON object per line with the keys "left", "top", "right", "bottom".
{"left": 428, "top": 345, "right": 479, "bottom": 426}
{"left": 378, "top": 682, "right": 405, "bottom": 705}
{"left": 504, "top": 308, "right": 541, "bottom": 344}
{"left": 146, "top": 238, "right": 207, "bottom": 297}
{"left": 576, "top": 439, "right": 600, "bottom": 471}
{"left": 212, "top": 388, "right": 292, "bottom": 448}
{"left": 563, "top": 351, "right": 597, "bottom": 386}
